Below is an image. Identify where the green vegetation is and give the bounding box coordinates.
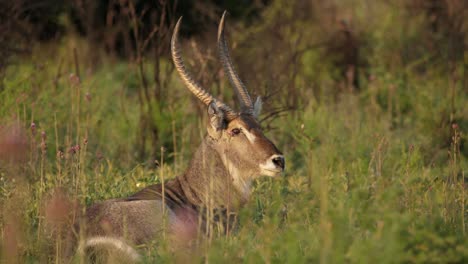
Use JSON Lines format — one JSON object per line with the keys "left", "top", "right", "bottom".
{"left": 1, "top": 0, "right": 467, "bottom": 263}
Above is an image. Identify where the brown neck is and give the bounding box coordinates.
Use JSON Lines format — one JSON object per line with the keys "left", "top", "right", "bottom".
{"left": 177, "top": 137, "right": 248, "bottom": 210}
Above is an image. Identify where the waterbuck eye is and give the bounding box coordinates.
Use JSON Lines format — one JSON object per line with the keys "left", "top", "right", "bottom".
{"left": 230, "top": 128, "right": 241, "bottom": 136}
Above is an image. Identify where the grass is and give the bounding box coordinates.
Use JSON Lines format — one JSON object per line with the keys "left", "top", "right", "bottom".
{"left": 1, "top": 4, "right": 467, "bottom": 263}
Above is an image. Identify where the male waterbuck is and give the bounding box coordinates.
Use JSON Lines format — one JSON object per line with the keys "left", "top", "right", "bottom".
{"left": 78, "top": 12, "right": 285, "bottom": 261}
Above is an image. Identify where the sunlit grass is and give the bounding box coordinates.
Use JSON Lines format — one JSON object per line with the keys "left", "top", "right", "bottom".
{"left": 1, "top": 3, "right": 467, "bottom": 262}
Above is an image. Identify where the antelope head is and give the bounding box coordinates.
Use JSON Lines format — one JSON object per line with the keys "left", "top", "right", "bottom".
{"left": 171, "top": 12, "right": 285, "bottom": 190}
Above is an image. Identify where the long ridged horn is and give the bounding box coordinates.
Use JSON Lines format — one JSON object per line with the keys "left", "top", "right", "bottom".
{"left": 171, "top": 17, "right": 238, "bottom": 119}
{"left": 217, "top": 11, "right": 254, "bottom": 114}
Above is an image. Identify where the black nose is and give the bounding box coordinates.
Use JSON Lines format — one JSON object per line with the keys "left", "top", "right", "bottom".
{"left": 272, "top": 156, "right": 285, "bottom": 170}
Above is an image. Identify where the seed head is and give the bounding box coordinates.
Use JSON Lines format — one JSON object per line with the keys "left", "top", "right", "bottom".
{"left": 85, "top": 92, "right": 91, "bottom": 102}
{"left": 69, "top": 73, "right": 80, "bottom": 86}
{"left": 57, "top": 150, "right": 64, "bottom": 159}
{"left": 68, "top": 145, "right": 80, "bottom": 154}
{"left": 30, "top": 122, "right": 36, "bottom": 135}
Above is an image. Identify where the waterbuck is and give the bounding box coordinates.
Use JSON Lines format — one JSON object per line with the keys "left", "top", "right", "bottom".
{"left": 78, "top": 12, "right": 285, "bottom": 261}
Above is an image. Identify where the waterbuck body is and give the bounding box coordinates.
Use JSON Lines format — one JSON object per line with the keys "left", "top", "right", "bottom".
{"left": 79, "top": 12, "right": 285, "bottom": 261}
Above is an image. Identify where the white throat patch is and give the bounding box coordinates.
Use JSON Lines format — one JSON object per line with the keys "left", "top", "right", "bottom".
{"left": 221, "top": 157, "right": 252, "bottom": 200}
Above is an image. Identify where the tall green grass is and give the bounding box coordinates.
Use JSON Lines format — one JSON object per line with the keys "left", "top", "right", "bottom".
{"left": 1, "top": 1, "right": 467, "bottom": 263}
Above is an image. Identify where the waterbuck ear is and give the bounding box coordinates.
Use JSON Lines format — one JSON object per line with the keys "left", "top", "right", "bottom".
{"left": 207, "top": 101, "right": 226, "bottom": 139}
{"left": 253, "top": 96, "right": 262, "bottom": 118}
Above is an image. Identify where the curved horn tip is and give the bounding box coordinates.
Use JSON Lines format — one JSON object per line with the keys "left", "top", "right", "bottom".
{"left": 221, "top": 10, "right": 228, "bottom": 20}
{"left": 171, "top": 17, "right": 183, "bottom": 46}
{"left": 175, "top": 16, "right": 183, "bottom": 31}
{"left": 218, "top": 11, "right": 228, "bottom": 41}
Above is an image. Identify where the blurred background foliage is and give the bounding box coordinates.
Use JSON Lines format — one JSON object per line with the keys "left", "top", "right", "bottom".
{"left": 1, "top": 0, "right": 466, "bottom": 161}
{"left": 0, "top": 0, "right": 467, "bottom": 263}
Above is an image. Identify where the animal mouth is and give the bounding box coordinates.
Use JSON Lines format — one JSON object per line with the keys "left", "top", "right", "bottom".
{"left": 264, "top": 168, "right": 283, "bottom": 173}
{"left": 260, "top": 167, "right": 284, "bottom": 177}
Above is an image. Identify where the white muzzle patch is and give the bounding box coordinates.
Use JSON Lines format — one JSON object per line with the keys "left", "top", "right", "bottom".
{"left": 259, "top": 154, "right": 285, "bottom": 177}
